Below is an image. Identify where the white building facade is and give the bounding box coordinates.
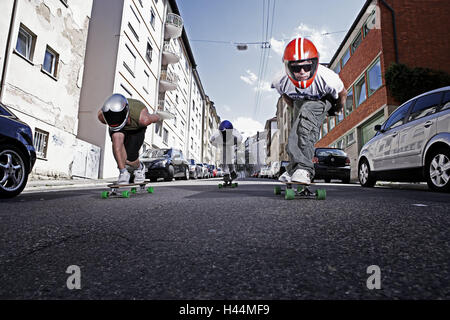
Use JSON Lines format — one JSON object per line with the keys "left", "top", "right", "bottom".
{"left": 0, "top": 0, "right": 96, "bottom": 179}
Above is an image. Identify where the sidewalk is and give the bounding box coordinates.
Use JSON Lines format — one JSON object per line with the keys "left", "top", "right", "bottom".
{"left": 24, "top": 176, "right": 111, "bottom": 192}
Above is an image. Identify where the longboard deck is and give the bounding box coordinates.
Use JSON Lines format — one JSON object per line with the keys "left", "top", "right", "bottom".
{"left": 102, "top": 181, "right": 154, "bottom": 199}
{"left": 107, "top": 182, "right": 148, "bottom": 188}
{"left": 275, "top": 182, "right": 325, "bottom": 200}
{"left": 280, "top": 181, "right": 314, "bottom": 186}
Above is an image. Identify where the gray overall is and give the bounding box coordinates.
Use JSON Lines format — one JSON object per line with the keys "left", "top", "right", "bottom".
{"left": 286, "top": 99, "right": 332, "bottom": 177}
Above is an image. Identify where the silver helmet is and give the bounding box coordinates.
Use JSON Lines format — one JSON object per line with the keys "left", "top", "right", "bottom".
{"left": 101, "top": 94, "right": 129, "bottom": 131}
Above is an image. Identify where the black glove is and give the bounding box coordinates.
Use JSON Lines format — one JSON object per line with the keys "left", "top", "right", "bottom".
{"left": 321, "top": 94, "right": 342, "bottom": 116}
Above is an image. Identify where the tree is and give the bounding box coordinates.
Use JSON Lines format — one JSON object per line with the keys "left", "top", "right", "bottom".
{"left": 385, "top": 63, "right": 450, "bottom": 104}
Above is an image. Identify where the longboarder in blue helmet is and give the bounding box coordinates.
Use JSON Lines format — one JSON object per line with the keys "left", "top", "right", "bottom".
{"left": 210, "top": 120, "right": 242, "bottom": 183}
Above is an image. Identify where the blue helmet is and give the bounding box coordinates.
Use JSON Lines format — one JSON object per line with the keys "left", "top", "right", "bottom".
{"left": 219, "top": 120, "right": 233, "bottom": 131}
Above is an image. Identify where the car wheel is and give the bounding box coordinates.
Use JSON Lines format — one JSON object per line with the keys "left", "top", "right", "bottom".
{"left": 193, "top": 170, "right": 198, "bottom": 179}
{"left": 359, "top": 159, "right": 376, "bottom": 187}
{"left": 184, "top": 167, "right": 189, "bottom": 180}
{"left": 0, "top": 145, "right": 29, "bottom": 198}
{"left": 425, "top": 147, "right": 450, "bottom": 192}
{"left": 164, "top": 165, "right": 174, "bottom": 181}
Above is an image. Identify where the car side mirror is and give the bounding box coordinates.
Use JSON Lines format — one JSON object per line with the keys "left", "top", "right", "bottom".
{"left": 374, "top": 124, "right": 382, "bottom": 132}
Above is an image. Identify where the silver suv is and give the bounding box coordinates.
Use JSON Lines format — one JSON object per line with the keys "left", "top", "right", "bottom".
{"left": 358, "top": 86, "right": 450, "bottom": 192}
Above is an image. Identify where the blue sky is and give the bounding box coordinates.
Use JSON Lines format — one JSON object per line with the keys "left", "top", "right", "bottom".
{"left": 177, "top": 0, "right": 367, "bottom": 138}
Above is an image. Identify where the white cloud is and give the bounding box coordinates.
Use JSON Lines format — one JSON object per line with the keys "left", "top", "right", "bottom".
{"left": 240, "top": 70, "right": 258, "bottom": 85}
{"left": 253, "top": 80, "right": 273, "bottom": 93}
{"left": 231, "top": 117, "right": 264, "bottom": 141}
{"left": 222, "top": 104, "right": 231, "bottom": 112}
{"left": 271, "top": 24, "right": 340, "bottom": 63}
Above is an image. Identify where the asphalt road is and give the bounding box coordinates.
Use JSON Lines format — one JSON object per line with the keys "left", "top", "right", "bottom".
{"left": 0, "top": 178, "right": 449, "bottom": 300}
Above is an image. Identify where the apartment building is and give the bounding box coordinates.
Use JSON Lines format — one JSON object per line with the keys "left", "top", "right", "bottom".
{"left": 317, "top": 0, "right": 450, "bottom": 180}
{"left": 78, "top": 0, "right": 182, "bottom": 178}
{"left": 202, "top": 95, "right": 221, "bottom": 165}
{"left": 0, "top": 0, "right": 95, "bottom": 178}
{"left": 264, "top": 117, "right": 279, "bottom": 166}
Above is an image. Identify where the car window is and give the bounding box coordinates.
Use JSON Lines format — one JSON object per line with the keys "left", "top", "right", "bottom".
{"left": 383, "top": 101, "right": 412, "bottom": 131}
{"left": 0, "top": 104, "right": 14, "bottom": 117}
{"left": 441, "top": 90, "right": 450, "bottom": 111}
{"left": 408, "top": 92, "right": 442, "bottom": 122}
{"left": 316, "top": 149, "right": 346, "bottom": 157}
{"left": 143, "top": 149, "right": 169, "bottom": 158}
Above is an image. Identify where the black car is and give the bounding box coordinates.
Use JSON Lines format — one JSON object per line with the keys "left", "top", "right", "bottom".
{"left": 140, "top": 148, "right": 189, "bottom": 182}
{"left": 0, "top": 103, "right": 36, "bottom": 198}
{"left": 313, "top": 148, "right": 351, "bottom": 183}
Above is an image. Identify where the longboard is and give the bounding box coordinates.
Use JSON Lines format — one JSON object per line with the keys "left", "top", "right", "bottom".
{"left": 274, "top": 181, "right": 326, "bottom": 200}
{"left": 218, "top": 174, "right": 238, "bottom": 189}
{"left": 101, "top": 181, "right": 154, "bottom": 199}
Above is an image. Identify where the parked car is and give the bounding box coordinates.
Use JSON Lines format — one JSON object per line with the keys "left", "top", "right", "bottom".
{"left": 313, "top": 148, "right": 351, "bottom": 183}
{"left": 203, "top": 163, "right": 212, "bottom": 178}
{"left": 208, "top": 164, "right": 216, "bottom": 178}
{"left": 197, "top": 163, "right": 208, "bottom": 178}
{"left": 187, "top": 158, "right": 202, "bottom": 179}
{"left": 140, "top": 148, "right": 189, "bottom": 182}
{"left": 216, "top": 167, "right": 224, "bottom": 177}
{"left": 0, "top": 103, "right": 36, "bottom": 198}
{"left": 258, "top": 165, "right": 270, "bottom": 178}
{"left": 358, "top": 86, "right": 450, "bottom": 192}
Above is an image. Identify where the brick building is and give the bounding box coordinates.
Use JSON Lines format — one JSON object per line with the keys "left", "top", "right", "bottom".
{"left": 316, "top": 0, "right": 450, "bottom": 181}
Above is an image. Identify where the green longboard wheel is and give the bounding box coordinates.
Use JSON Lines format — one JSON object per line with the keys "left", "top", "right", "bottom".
{"left": 297, "top": 185, "right": 304, "bottom": 192}
{"left": 121, "top": 190, "right": 130, "bottom": 198}
{"left": 232, "top": 183, "right": 238, "bottom": 188}
{"left": 285, "top": 189, "right": 295, "bottom": 200}
{"left": 101, "top": 191, "right": 109, "bottom": 199}
{"left": 234, "top": 182, "right": 238, "bottom": 187}
{"left": 316, "top": 189, "right": 326, "bottom": 200}
{"left": 274, "top": 186, "right": 281, "bottom": 195}
{"left": 131, "top": 187, "right": 137, "bottom": 194}
{"left": 147, "top": 187, "right": 154, "bottom": 193}
{"left": 218, "top": 184, "right": 223, "bottom": 188}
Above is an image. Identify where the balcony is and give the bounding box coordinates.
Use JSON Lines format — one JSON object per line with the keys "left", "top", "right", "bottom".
{"left": 159, "top": 70, "right": 178, "bottom": 92}
{"left": 162, "top": 41, "right": 180, "bottom": 65}
{"left": 164, "top": 13, "right": 183, "bottom": 39}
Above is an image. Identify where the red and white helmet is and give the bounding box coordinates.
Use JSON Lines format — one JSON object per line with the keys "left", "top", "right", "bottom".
{"left": 283, "top": 37, "right": 319, "bottom": 89}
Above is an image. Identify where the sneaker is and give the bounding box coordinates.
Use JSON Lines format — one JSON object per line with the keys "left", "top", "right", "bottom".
{"left": 133, "top": 164, "right": 146, "bottom": 184}
{"left": 291, "top": 169, "right": 311, "bottom": 184}
{"left": 278, "top": 171, "right": 292, "bottom": 183}
{"left": 117, "top": 170, "right": 130, "bottom": 185}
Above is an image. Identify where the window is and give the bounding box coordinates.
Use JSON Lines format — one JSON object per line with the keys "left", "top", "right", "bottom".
{"left": 176, "top": 94, "right": 179, "bottom": 103}
{"left": 384, "top": 102, "right": 412, "bottom": 131}
{"left": 354, "top": 76, "right": 366, "bottom": 107}
{"left": 336, "top": 139, "right": 343, "bottom": 149}
{"left": 143, "top": 70, "right": 149, "bottom": 93}
{"left": 408, "top": 92, "right": 442, "bottom": 122}
{"left": 367, "top": 59, "right": 382, "bottom": 95}
{"left": 351, "top": 31, "right": 362, "bottom": 54}
{"left": 333, "top": 63, "right": 341, "bottom": 74}
{"left": 16, "top": 25, "right": 36, "bottom": 60}
{"left": 129, "top": 6, "right": 140, "bottom": 41}
{"left": 155, "top": 122, "right": 161, "bottom": 135}
{"left": 163, "top": 128, "right": 168, "bottom": 144}
{"left": 322, "top": 118, "right": 328, "bottom": 136}
{"left": 441, "top": 91, "right": 450, "bottom": 111}
{"left": 42, "top": 46, "right": 59, "bottom": 77}
{"left": 345, "top": 88, "right": 354, "bottom": 117}
{"left": 364, "top": 10, "right": 376, "bottom": 37}
{"left": 341, "top": 48, "right": 350, "bottom": 67}
{"left": 123, "top": 44, "right": 136, "bottom": 76}
{"left": 146, "top": 41, "right": 153, "bottom": 63}
{"left": 120, "top": 83, "right": 132, "bottom": 97}
{"left": 346, "top": 130, "right": 355, "bottom": 146}
{"left": 150, "top": 8, "right": 156, "bottom": 29}
{"left": 337, "top": 111, "right": 344, "bottom": 124}
{"left": 329, "top": 116, "right": 336, "bottom": 131}
{"left": 34, "top": 128, "right": 49, "bottom": 159}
